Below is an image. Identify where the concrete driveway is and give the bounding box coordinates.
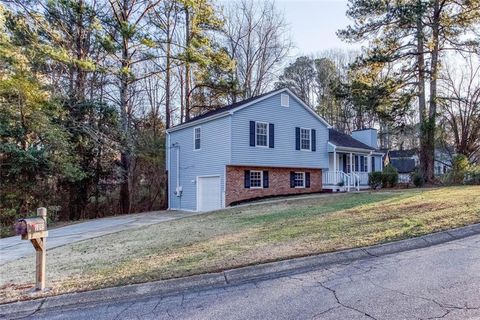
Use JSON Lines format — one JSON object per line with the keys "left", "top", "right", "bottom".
{"left": 0, "top": 210, "right": 200, "bottom": 266}
{"left": 19, "top": 233, "right": 480, "bottom": 320}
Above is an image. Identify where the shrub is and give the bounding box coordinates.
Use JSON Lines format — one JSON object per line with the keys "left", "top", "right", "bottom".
{"left": 368, "top": 172, "right": 383, "bottom": 189}
{"left": 464, "top": 165, "right": 480, "bottom": 185}
{"left": 382, "top": 164, "right": 399, "bottom": 187}
{"left": 448, "top": 154, "right": 469, "bottom": 184}
{"left": 411, "top": 171, "right": 425, "bottom": 187}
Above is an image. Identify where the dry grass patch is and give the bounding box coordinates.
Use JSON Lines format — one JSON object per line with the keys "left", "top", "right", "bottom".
{"left": 0, "top": 186, "right": 479, "bottom": 303}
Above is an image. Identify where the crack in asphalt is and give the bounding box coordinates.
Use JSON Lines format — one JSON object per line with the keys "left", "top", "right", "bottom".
{"left": 11, "top": 298, "right": 46, "bottom": 320}
{"left": 318, "top": 282, "right": 378, "bottom": 320}
{"left": 311, "top": 306, "right": 340, "bottom": 319}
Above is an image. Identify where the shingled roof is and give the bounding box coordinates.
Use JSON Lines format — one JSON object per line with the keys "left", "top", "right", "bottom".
{"left": 389, "top": 149, "right": 418, "bottom": 158}
{"left": 328, "top": 129, "right": 375, "bottom": 150}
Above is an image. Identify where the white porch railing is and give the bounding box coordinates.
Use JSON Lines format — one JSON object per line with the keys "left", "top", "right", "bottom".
{"left": 323, "top": 170, "right": 370, "bottom": 192}
{"left": 354, "top": 172, "right": 369, "bottom": 186}
{"left": 322, "top": 170, "right": 353, "bottom": 191}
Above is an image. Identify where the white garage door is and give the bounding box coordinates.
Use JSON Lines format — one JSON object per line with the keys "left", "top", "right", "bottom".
{"left": 197, "top": 176, "right": 221, "bottom": 212}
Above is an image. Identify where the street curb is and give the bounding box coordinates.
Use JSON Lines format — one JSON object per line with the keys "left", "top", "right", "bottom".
{"left": 1, "top": 223, "right": 480, "bottom": 318}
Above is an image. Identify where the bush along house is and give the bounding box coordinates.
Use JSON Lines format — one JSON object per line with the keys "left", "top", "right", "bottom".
{"left": 166, "top": 88, "right": 384, "bottom": 212}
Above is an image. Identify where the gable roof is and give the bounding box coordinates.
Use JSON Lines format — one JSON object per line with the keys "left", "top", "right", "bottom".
{"left": 167, "top": 88, "right": 331, "bottom": 132}
{"left": 328, "top": 129, "right": 375, "bottom": 151}
{"left": 391, "top": 158, "right": 416, "bottom": 173}
{"left": 182, "top": 90, "right": 275, "bottom": 125}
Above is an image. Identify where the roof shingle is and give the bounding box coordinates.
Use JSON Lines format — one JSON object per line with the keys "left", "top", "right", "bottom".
{"left": 328, "top": 129, "right": 375, "bottom": 150}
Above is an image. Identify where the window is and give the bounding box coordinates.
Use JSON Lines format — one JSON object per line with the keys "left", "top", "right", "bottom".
{"left": 364, "top": 156, "right": 368, "bottom": 172}
{"left": 300, "top": 128, "right": 311, "bottom": 150}
{"left": 194, "top": 127, "right": 201, "bottom": 150}
{"left": 256, "top": 122, "right": 268, "bottom": 147}
{"left": 294, "top": 172, "right": 305, "bottom": 188}
{"left": 281, "top": 93, "right": 289, "bottom": 107}
{"left": 250, "top": 171, "right": 263, "bottom": 188}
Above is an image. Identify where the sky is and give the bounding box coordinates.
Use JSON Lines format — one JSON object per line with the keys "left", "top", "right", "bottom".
{"left": 274, "top": 0, "right": 359, "bottom": 56}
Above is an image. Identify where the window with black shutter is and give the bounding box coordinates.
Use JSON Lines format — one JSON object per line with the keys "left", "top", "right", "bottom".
{"left": 244, "top": 170, "right": 251, "bottom": 188}
{"left": 311, "top": 129, "right": 316, "bottom": 151}
{"left": 249, "top": 121, "right": 255, "bottom": 146}
{"left": 269, "top": 123, "right": 274, "bottom": 148}
{"left": 295, "top": 128, "right": 300, "bottom": 150}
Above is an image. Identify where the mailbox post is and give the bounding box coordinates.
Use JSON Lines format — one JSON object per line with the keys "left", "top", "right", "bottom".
{"left": 15, "top": 207, "right": 48, "bottom": 291}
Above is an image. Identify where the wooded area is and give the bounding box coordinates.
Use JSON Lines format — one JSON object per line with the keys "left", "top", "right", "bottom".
{"left": 1, "top": 0, "right": 479, "bottom": 236}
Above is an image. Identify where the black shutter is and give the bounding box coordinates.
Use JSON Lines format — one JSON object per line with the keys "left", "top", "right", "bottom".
{"left": 360, "top": 156, "right": 365, "bottom": 172}
{"left": 244, "top": 170, "right": 251, "bottom": 188}
{"left": 311, "top": 129, "right": 316, "bottom": 151}
{"left": 305, "top": 172, "right": 311, "bottom": 188}
{"left": 343, "top": 154, "right": 347, "bottom": 172}
{"left": 263, "top": 171, "right": 269, "bottom": 188}
{"left": 290, "top": 171, "right": 295, "bottom": 188}
{"left": 249, "top": 121, "right": 255, "bottom": 146}
{"left": 269, "top": 123, "right": 274, "bottom": 148}
{"left": 354, "top": 155, "right": 359, "bottom": 172}
{"left": 295, "top": 127, "right": 300, "bottom": 150}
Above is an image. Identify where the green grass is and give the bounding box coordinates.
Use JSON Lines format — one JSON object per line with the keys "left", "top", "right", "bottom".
{"left": 1, "top": 186, "right": 479, "bottom": 302}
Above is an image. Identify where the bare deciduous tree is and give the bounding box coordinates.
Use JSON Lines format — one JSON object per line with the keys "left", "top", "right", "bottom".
{"left": 224, "top": 0, "right": 291, "bottom": 101}
{"left": 439, "top": 55, "right": 480, "bottom": 163}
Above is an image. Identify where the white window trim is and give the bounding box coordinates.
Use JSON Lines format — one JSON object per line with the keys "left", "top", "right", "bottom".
{"left": 300, "top": 128, "right": 311, "bottom": 151}
{"left": 294, "top": 172, "right": 306, "bottom": 188}
{"left": 250, "top": 170, "right": 263, "bottom": 189}
{"left": 281, "top": 93, "right": 289, "bottom": 107}
{"left": 193, "top": 126, "right": 201, "bottom": 151}
{"left": 255, "top": 121, "right": 269, "bottom": 148}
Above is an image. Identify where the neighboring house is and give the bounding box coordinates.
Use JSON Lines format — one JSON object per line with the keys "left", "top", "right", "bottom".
{"left": 166, "top": 88, "right": 383, "bottom": 212}
{"left": 387, "top": 148, "right": 453, "bottom": 182}
{"left": 391, "top": 158, "right": 416, "bottom": 183}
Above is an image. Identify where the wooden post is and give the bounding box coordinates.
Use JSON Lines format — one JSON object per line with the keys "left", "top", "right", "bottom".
{"left": 34, "top": 207, "right": 47, "bottom": 291}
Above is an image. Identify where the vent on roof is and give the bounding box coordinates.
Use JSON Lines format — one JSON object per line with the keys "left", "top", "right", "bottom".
{"left": 281, "top": 93, "right": 289, "bottom": 107}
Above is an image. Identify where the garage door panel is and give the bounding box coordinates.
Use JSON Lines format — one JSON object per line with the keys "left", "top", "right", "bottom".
{"left": 197, "top": 176, "right": 221, "bottom": 211}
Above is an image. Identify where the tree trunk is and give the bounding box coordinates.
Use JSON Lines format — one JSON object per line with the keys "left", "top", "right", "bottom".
{"left": 425, "top": 0, "right": 441, "bottom": 182}
{"left": 165, "top": 39, "right": 171, "bottom": 129}
{"left": 184, "top": 8, "right": 191, "bottom": 122}
{"left": 119, "top": 1, "right": 131, "bottom": 214}
{"left": 416, "top": 0, "right": 429, "bottom": 182}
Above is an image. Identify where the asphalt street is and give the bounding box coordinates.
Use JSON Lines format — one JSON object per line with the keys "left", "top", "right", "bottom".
{"left": 12, "top": 233, "right": 480, "bottom": 320}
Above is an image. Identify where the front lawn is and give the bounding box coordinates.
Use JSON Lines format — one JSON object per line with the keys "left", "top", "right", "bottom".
{"left": 1, "top": 186, "right": 479, "bottom": 302}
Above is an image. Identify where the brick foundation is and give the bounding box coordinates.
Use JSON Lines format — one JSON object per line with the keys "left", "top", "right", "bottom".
{"left": 225, "top": 165, "right": 322, "bottom": 206}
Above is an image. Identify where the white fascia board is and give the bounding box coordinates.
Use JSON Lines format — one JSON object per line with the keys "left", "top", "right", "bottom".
{"left": 167, "top": 87, "right": 332, "bottom": 133}
{"left": 283, "top": 88, "right": 332, "bottom": 128}
{"left": 327, "top": 143, "right": 375, "bottom": 153}
{"left": 166, "top": 112, "right": 231, "bottom": 133}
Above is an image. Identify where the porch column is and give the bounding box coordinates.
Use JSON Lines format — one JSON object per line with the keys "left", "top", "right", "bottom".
{"left": 349, "top": 152, "right": 353, "bottom": 173}
{"left": 368, "top": 152, "right": 372, "bottom": 173}
{"left": 333, "top": 148, "right": 337, "bottom": 184}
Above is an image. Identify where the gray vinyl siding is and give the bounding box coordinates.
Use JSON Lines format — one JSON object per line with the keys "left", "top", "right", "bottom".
{"left": 374, "top": 155, "right": 382, "bottom": 171}
{"left": 230, "top": 93, "right": 329, "bottom": 168}
{"left": 168, "top": 116, "right": 231, "bottom": 211}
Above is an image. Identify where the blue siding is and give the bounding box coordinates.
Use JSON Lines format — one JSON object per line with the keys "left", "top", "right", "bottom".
{"left": 230, "top": 93, "right": 329, "bottom": 168}
{"left": 168, "top": 116, "right": 231, "bottom": 211}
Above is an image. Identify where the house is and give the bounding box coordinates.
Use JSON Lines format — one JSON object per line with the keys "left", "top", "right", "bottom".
{"left": 386, "top": 148, "right": 453, "bottom": 183}
{"left": 390, "top": 158, "right": 417, "bottom": 183}
{"left": 166, "top": 88, "right": 383, "bottom": 212}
